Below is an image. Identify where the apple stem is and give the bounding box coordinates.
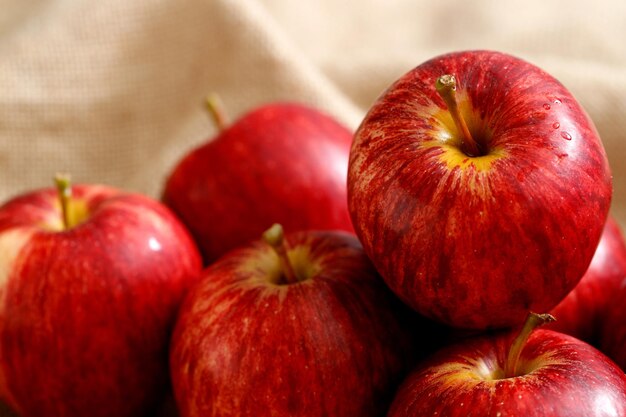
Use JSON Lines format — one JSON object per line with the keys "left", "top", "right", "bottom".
{"left": 435, "top": 74, "right": 482, "bottom": 157}
{"left": 205, "top": 93, "right": 229, "bottom": 131}
{"left": 262, "top": 223, "right": 300, "bottom": 285}
{"left": 504, "top": 312, "right": 556, "bottom": 378}
{"left": 54, "top": 173, "right": 72, "bottom": 230}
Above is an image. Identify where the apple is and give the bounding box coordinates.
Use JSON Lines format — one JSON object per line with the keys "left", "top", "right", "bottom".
{"left": 163, "top": 98, "right": 355, "bottom": 264}
{"left": 599, "top": 282, "right": 626, "bottom": 371}
{"left": 547, "top": 215, "right": 626, "bottom": 344}
{"left": 0, "top": 176, "right": 202, "bottom": 417}
{"left": 170, "top": 225, "right": 420, "bottom": 417}
{"left": 347, "top": 50, "right": 612, "bottom": 329}
{"left": 388, "top": 313, "right": 626, "bottom": 416}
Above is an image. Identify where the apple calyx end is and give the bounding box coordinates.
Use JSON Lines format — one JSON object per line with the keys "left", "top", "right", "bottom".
{"left": 434, "top": 74, "right": 483, "bottom": 157}
{"left": 504, "top": 312, "right": 556, "bottom": 378}
{"left": 262, "top": 223, "right": 300, "bottom": 285}
{"left": 205, "top": 93, "right": 229, "bottom": 131}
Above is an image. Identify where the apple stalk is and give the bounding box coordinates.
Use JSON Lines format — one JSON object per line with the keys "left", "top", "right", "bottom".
{"left": 435, "top": 74, "right": 482, "bottom": 157}
{"left": 504, "top": 312, "right": 556, "bottom": 378}
{"left": 262, "top": 223, "right": 300, "bottom": 284}
{"left": 205, "top": 93, "right": 229, "bottom": 131}
{"left": 54, "top": 173, "right": 73, "bottom": 230}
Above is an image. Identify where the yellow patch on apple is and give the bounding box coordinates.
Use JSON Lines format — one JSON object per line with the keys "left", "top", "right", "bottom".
{"left": 0, "top": 227, "right": 34, "bottom": 414}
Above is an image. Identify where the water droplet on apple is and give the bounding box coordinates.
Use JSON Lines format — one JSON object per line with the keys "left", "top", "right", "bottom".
{"left": 543, "top": 103, "right": 551, "bottom": 110}
{"left": 552, "top": 122, "right": 560, "bottom": 129}
{"left": 561, "top": 131, "right": 572, "bottom": 140}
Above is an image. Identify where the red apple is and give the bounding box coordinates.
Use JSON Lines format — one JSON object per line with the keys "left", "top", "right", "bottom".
{"left": 388, "top": 313, "right": 626, "bottom": 416}
{"left": 163, "top": 99, "right": 354, "bottom": 264}
{"left": 170, "top": 225, "right": 419, "bottom": 417}
{"left": 548, "top": 215, "right": 626, "bottom": 343}
{"left": 348, "top": 50, "right": 612, "bottom": 329}
{"left": 599, "top": 282, "right": 626, "bottom": 371}
{"left": 0, "top": 176, "right": 202, "bottom": 417}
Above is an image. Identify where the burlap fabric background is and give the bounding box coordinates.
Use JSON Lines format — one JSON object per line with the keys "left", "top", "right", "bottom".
{"left": 0, "top": 0, "right": 625, "bottom": 416}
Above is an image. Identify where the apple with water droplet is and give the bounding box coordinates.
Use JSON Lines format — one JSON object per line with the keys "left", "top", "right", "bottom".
{"left": 0, "top": 176, "right": 202, "bottom": 417}
{"left": 348, "top": 50, "right": 612, "bottom": 329}
{"left": 387, "top": 313, "right": 626, "bottom": 416}
{"left": 169, "top": 225, "right": 423, "bottom": 417}
{"left": 163, "top": 98, "right": 355, "bottom": 265}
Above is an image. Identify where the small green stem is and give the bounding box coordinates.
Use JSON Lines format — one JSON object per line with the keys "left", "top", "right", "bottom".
{"left": 54, "top": 173, "right": 72, "bottom": 230}
{"left": 262, "top": 224, "right": 299, "bottom": 284}
{"left": 205, "top": 93, "right": 229, "bottom": 131}
{"left": 435, "top": 74, "right": 482, "bottom": 157}
{"left": 504, "top": 312, "right": 556, "bottom": 378}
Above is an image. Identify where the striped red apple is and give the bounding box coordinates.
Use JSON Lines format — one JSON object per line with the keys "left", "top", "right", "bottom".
{"left": 388, "top": 313, "right": 626, "bottom": 416}
{"left": 0, "top": 176, "right": 202, "bottom": 417}
{"left": 348, "top": 50, "right": 612, "bottom": 329}
{"left": 169, "top": 225, "right": 422, "bottom": 417}
{"left": 163, "top": 99, "right": 355, "bottom": 265}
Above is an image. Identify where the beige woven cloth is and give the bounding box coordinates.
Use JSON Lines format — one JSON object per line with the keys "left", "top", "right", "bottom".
{"left": 0, "top": 0, "right": 625, "bottom": 416}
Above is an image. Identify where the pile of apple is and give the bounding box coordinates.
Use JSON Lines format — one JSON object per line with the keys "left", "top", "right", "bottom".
{"left": 0, "top": 50, "right": 625, "bottom": 417}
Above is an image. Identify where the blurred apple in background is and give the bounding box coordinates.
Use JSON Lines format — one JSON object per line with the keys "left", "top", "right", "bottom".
{"left": 0, "top": 176, "right": 202, "bottom": 417}
{"left": 170, "top": 225, "right": 423, "bottom": 417}
{"left": 599, "top": 282, "right": 626, "bottom": 371}
{"left": 548, "top": 215, "right": 626, "bottom": 344}
{"left": 163, "top": 97, "right": 354, "bottom": 265}
{"left": 387, "top": 313, "right": 626, "bottom": 416}
{"left": 347, "top": 50, "right": 612, "bottom": 330}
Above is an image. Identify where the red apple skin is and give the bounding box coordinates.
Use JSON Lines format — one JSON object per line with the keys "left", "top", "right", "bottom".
{"left": 599, "top": 283, "right": 626, "bottom": 371}
{"left": 163, "top": 103, "right": 355, "bottom": 264}
{"left": 548, "top": 215, "right": 626, "bottom": 343}
{"left": 0, "top": 185, "right": 203, "bottom": 417}
{"left": 388, "top": 329, "right": 626, "bottom": 417}
{"left": 348, "top": 50, "right": 612, "bottom": 329}
{"left": 170, "top": 230, "right": 419, "bottom": 417}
